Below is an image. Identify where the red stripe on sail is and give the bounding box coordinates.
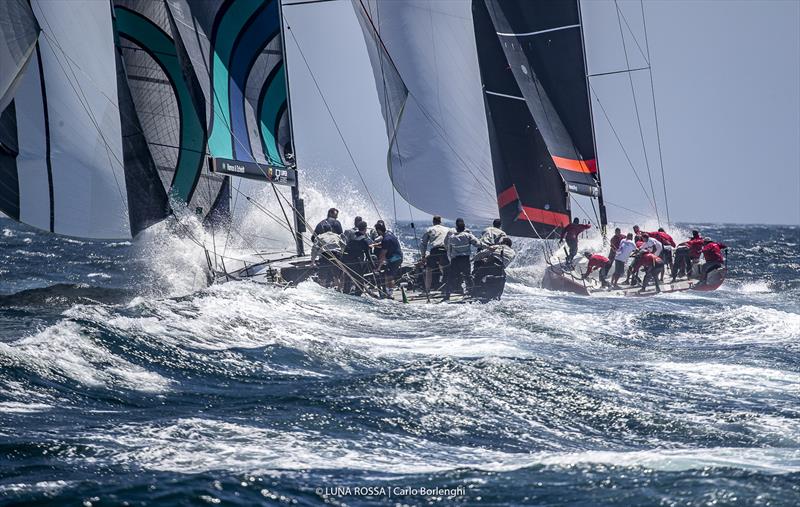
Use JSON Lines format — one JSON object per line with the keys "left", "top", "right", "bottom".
{"left": 552, "top": 156, "right": 597, "bottom": 174}
{"left": 497, "top": 186, "right": 519, "bottom": 207}
{"left": 517, "top": 206, "right": 570, "bottom": 227}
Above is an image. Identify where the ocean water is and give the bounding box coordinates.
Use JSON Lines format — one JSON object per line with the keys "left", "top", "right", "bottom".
{"left": 0, "top": 217, "right": 798, "bottom": 506}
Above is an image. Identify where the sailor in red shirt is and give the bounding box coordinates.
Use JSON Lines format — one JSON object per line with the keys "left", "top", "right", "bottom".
{"left": 684, "top": 230, "right": 705, "bottom": 279}
{"left": 699, "top": 238, "right": 727, "bottom": 284}
{"left": 632, "top": 225, "right": 642, "bottom": 242}
{"left": 581, "top": 251, "right": 611, "bottom": 287}
{"left": 559, "top": 217, "right": 591, "bottom": 265}
{"left": 647, "top": 227, "right": 676, "bottom": 280}
{"left": 607, "top": 227, "right": 625, "bottom": 263}
{"left": 633, "top": 251, "right": 665, "bottom": 293}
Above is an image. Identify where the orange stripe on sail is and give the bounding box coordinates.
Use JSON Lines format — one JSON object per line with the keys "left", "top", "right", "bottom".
{"left": 552, "top": 156, "right": 597, "bottom": 174}
{"left": 497, "top": 186, "right": 519, "bottom": 208}
{"left": 517, "top": 206, "right": 570, "bottom": 228}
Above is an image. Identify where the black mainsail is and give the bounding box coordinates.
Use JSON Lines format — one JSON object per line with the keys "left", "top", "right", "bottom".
{"left": 473, "top": 0, "right": 607, "bottom": 238}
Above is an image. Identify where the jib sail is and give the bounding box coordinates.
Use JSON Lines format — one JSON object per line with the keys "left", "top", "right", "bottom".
{"left": 352, "top": 0, "right": 498, "bottom": 222}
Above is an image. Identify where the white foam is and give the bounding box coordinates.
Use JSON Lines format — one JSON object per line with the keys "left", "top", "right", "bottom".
{"left": 86, "top": 417, "right": 800, "bottom": 475}
{"left": 0, "top": 321, "right": 171, "bottom": 393}
{"left": 653, "top": 361, "right": 800, "bottom": 393}
{"left": 0, "top": 401, "right": 53, "bottom": 414}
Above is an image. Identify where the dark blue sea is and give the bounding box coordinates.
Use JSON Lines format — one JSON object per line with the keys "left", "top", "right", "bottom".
{"left": 1, "top": 217, "right": 798, "bottom": 506}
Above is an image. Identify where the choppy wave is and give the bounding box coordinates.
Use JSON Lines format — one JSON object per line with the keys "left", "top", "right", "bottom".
{"left": 0, "top": 219, "right": 798, "bottom": 505}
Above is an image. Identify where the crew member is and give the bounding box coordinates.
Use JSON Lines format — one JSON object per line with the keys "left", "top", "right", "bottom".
{"left": 685, "top": 230, "right": 704, "bottom": 278}
{"left": 639, "top": 232, "right": 663, "bottom": 257}
{"left": 633, "top": 251, "right": 665, "bottom": 294}
{"left": 671, "top": 243, "right": 691, "bottom": 281}
{"left": 473, "top": 237, "right": 516, "bottom": 269}
{"left": 419, "top": 215, "right": 450, "bottom": 293}
{"left": 698, "top": 238, "right": 727, "bottom": 284}
{"left": 310, "top": 222, "right": 345, "bottom": 288}
{"left": 373, "top": 221, "right": 403, "bottom": 297}
{"left": 342, "top": 216, "right": 363, "bottom": 244}
{"left": 479, "top": 219, "right": 507, "bottom": 249}
{"left": 648, "top": 227, "right": 676, "bottom": 279}
{"left": 612, "top": 233, "right": 637, "bottom": 287}
{"left": 312, "top": 208, "right": 343, "bottom": 241}
{"left": 559, "top": 218, "right": 591, "bottom": 265}
{"left": 633, "top": 225, "right": 643, "bottom": 242}
{"left": 582, "top": 251, "right": 611, "bottom": 288}
{"left": 444, "top": 218, "right": 480, "bottom": 299}
{"left": 608, "top": 227, "right": 625, "bottom": 263}
{"left": 472, "top": 237, "right": 515, "bottom": 300}
{"left": 341, "top": 221, "right": 374, "bottom": 295}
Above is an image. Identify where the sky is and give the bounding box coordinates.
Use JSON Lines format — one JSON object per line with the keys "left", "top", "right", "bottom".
{"left": 283, "top": 0, "right": 800, "bottom": 227}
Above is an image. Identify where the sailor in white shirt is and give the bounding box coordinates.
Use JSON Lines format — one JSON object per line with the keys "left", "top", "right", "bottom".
{"left": 420, "top": 215, "right": 451, "bottom": 292}
{"left": 640, "top": 232, "right": 663, "bottom": 257}
{"left": 612, "top": 233, "right": 637, "bottom": 287}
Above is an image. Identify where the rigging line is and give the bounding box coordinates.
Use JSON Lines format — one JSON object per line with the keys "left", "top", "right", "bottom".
{"left": 222, "top": 177, "right": 242, "bottom": 257}
{"left": 604, "top": 199, "right": 651, "bottom": 218}
{"left": 588, "top": 66, "right": 649, "bottom": 78}
{"left": 373, "top": 0, "right": 401, "bottom": 228}
{"left": 614, "top": 0, "right": 660, "bottom": 225}
{"left": 589, "top": 83, "right": 658, "bottom": 214}
{"left": 283, "top": 21, "right": 383, "bottom": 220}
{"left": 614, "top": 1, "right": 650, "bottom": 66}
{"left": 640, "top": 0, "right": 671, "bottom": 227}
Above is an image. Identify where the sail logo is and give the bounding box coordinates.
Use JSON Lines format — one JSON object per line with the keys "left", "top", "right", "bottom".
{"left": 223, "top": 162, "right": 246, "bottom": 174}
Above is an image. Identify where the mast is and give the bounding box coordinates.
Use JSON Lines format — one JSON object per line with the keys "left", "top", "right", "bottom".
{"left": 577, "top": 0, "right": 608, "bottom": 236}
{"left": 279, "top": 0, "right": 305, "bottom": 257}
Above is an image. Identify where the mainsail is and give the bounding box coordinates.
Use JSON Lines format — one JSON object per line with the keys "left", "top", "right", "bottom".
{"left": 473, "top": 0, "right": 572, "bottom": 237}
{"left": 481, "top": 0, "right": 600, "bottom": 199}
{"left": 0, "top": 0, "right": 40, "bottom": 113}
{"left": 165, "top": 0, "right": 295, "bottom": 176}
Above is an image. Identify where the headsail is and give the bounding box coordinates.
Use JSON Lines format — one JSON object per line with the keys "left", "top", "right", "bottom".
{"left": 0, "top": 0, "right": 167, "bottom": 239}
{"left": 352, "top": 0, "right": 498, "bottom": 222}
{"left": 0, "top": 0, "right": 40, "bottom": 113}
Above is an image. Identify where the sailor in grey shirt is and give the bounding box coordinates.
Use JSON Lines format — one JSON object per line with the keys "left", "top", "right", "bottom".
{"left": 479, "top": 219, "right": 508, "bottom": 249}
